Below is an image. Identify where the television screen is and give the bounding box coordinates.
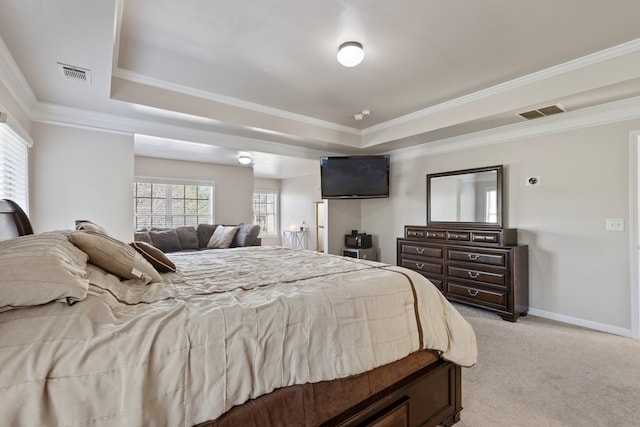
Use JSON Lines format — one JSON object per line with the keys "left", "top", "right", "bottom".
{"left": 320, "top": 155, "right": 390, "bottom": 199}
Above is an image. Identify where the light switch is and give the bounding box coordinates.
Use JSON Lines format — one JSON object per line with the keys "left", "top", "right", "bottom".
{"left": 605, "top": 218, "right": 624, "bottom": 231}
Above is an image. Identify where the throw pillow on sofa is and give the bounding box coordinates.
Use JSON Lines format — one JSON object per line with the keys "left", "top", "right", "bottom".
{"left": 231, "top": 223, "right": 261, "bottom": 247}
{"left": 196, "top": 223, "right": 218, "bottom": 248}
{"left": 207, "top": 225, "right": 239, "bottom": 249}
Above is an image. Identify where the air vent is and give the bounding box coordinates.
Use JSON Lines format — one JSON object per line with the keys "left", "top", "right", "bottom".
{"left": 518, "top": 104, "right": 565, "bottom": 120}
{"left": 57, "top": 63, "right": 91, "bottom": 83}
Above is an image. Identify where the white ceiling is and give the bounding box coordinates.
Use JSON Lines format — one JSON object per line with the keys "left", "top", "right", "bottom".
{"left": 2, "top": 0, "right": 640, "bottom": 178}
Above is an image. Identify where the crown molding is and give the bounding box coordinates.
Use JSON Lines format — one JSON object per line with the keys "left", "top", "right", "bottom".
{"left": 365, "top": 37, "right": 640, "bottom": 136}
{"left": 0, "top": 34, "right": 38, "bottom": 116}
{"left": 392, "top": 96, "right": 640, "bottom": 159}
{"left": 112, "top": 67, "right": 361, "bottom": 135}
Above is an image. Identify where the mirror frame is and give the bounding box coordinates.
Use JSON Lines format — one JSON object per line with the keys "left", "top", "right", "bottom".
{"left": 426, "top": 165, "right": 503, "bottom": 229}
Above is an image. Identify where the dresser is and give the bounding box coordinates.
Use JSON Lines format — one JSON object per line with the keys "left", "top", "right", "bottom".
{"left": 397, "top": 225, "right": 528, "bottom": 322}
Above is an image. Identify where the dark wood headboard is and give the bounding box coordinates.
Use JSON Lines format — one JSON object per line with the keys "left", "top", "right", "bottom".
{"left": 0, "top": 199, "right": 33, "bottom": 241}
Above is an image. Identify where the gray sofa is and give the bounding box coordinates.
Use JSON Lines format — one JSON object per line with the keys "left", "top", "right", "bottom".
{"left": 134, "top": 223, "right": 261, "bottom": 253}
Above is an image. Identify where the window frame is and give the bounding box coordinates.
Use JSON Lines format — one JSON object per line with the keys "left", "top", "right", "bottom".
{"left": 253, "top": 189, "right": 279, "bottom": 237}
{"left": 0, "top": 113, "right": 32, "bottom": 213}
{"left": 133, "top": 176, "right": 215, "bottom": 230}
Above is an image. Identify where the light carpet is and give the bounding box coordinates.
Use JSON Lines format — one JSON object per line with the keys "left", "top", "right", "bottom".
{"left": 453, "top": 304, "right": 640, "bottom": 427}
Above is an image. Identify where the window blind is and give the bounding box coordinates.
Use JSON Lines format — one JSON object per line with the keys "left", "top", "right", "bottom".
{"left": 0, "top": 114, "right": 30, "bottom": 212}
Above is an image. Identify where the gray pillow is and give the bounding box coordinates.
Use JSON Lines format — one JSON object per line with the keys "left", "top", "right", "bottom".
{"left": 149, "top": 229, "right": 182, "bottom": 253}
{"left": 175, "top": 226, "right": 199, "bottom": 250}
{"left": 231, "top": 223, "right": 261, "bottom": 247}
{"left": 196, "top": 223, "right": 218, "bottom": 248}
{"left": 134, "top": 230, "right": 152, "bottom": 245}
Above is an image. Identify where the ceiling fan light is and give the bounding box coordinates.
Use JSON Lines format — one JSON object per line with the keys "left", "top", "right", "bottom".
{"left": 337, "top": 41, "right": 364, "bottom": 67}
{"left": 238, "top": 151, "right": 252, "bottom": 165}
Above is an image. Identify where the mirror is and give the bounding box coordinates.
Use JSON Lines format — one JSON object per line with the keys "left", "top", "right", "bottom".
{"left": 427, "top": 165, "right": 503, "bottom": 228}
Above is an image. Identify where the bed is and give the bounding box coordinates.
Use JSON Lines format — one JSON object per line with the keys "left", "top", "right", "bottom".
{"left": 0, "top": 199, "right": 477, "bottom": 427}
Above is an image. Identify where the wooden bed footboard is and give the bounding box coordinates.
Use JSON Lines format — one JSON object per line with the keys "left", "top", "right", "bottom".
{"left": 323, "top": 359, "right": 462, "bottom": 427}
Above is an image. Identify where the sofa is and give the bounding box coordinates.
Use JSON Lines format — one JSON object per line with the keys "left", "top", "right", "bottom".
{"left": 134, "top": 223, "right": 261, "bottom": 253}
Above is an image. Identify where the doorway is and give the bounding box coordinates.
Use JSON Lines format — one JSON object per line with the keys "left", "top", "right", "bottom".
{"left": 631, "top": 131, "right": 640, "bottom": 339}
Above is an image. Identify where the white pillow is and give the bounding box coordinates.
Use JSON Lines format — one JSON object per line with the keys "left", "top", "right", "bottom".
{"left": 206, "top": 225, "right": 240, "bottom": 249}
{"left": 69, "top": 231, "right": 163, "bottom": 284}
{"left": 0, "top": 233, "right": 90, "bottom": 311}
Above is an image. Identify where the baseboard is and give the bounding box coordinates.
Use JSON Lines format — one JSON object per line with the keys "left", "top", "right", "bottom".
{"left": 528, "top": 308, "right": 633, "bottom": 338}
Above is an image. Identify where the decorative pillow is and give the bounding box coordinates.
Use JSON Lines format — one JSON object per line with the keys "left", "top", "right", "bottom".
{"left": 196, "top": 223, "right": 218, "bottom": 248}
{"left": 134, "top": 230, "right": 152, "bottom": 245}
{"left": 149, "top": 229, "right": 182, "bottom": 253}
{"left": 231, "top": 223, "right": 261, "bottom": 247}
{"left": 0, "top": 233, "right": 90, "bottom": 311}
{"left": 75, "top": 219, "right": 107, "bottom": 234}
{"left": 206, "top": 225, "right": 239, "bottom": 249}
{"left": 175, "top": 226, "right": 199, "bottom": 250}
{"left": 69, "top": 231, "right": 163, "bottom": 284}
{"left": 130, "top": 241, "right": 176, "bottom": 273}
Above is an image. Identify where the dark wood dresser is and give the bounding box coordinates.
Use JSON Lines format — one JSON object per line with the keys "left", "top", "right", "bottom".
{"left": 397, "top": 225, "right": 529, "bottom": 322}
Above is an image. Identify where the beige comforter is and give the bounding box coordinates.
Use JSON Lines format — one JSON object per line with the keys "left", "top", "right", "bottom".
{"left": 0, "top": 246, "right": 476, "bottom": 426}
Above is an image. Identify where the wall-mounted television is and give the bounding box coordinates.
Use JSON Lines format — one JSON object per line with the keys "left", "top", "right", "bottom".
{"left": 320, "top": 155, "right": 390, "bottom": 199}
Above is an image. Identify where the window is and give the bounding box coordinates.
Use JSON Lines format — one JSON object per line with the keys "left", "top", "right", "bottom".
{"left": 0, "top": 114, "right": 31, "bottom": 212}
{"left": 253, "top": 190, "right": 278, "bottom": 236}
{"left": 485, "top": 188, "right": 497, "bottom": 223}
{"left": 133, "top": 180, "right": 213, "bottom": 230}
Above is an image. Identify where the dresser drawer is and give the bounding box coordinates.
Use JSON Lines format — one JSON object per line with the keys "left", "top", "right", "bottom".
{"left": 471, "top": 231, "right": 501, "bottom": 244}
{"left": 425, "top": 229, "right": 446, "bottom": 240}
{"left": 405, "top": 228, "right": 425, "bottom": 238}
{"left": 447, "top": 281, "right": 507, "bottom": 309}
{"left": 399, "top": 243, "right": 444, "bottom": 259}
{"left": 448, "top": 248, "right": 506, "bottom": 267}
{"left": 446, "top": 231, "right": 470, "bottom": 242}
{"left": 400, "top": 258, "right": 443, "bottom": 275}
{"left": 447, "top": 265, "right": 506, "bottom": 286}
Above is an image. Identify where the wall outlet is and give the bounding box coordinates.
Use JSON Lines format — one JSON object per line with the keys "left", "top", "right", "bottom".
{"left": 605, "top": 218, "right": 624, "bottom": 231}
{"left": 526, "top": 176, "right": 541, "bottom": 186}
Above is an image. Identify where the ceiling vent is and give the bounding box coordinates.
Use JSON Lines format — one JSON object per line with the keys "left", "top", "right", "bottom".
{"left": 58, "top": 63, "right": 91, "bottom": 83}
{"left": 517, "top": 104, "right": 564, "bottom": 120}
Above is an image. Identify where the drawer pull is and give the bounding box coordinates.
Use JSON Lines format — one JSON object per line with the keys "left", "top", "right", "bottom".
{"left": 468, "top": 271, "right": 479, "bottom": 279}
{"left": 416, "top": 248, "right": 425, "bottom": 254}
{"left": 467, "top": 289, "right": 479, "bottom": 297}
{"left": 416, "top": 263, "right": 425, "bottom": 269}
{"left": 468, "top": 254, "right": 479, "bottom": 261}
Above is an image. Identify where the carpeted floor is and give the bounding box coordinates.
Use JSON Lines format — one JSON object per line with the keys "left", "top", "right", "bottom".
{"left": 453, "top": 304, "right": 640, "bottom": 427}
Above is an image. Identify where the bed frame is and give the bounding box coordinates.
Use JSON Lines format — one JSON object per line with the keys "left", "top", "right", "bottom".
{"left": 0, "top": 198, "right": 463, "bottom": 427}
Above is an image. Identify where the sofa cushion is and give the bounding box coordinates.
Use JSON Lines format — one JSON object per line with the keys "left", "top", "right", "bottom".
{"left": 207, "top": 225, "right": 239, "bottom": 249}
{"left": 196, "top": 223, "right": 218, "bottom": 248}
{"left": 231, "top": 223, "right": 261, "bottom": 247}
{"left": 134, "top": 230, "right": 152, "bottom": 245}
{"left": 175, "top": 226, "right": 199, "bottom": 250}
{"left": 149, "top": 229, "right": 182, "bottom": 253}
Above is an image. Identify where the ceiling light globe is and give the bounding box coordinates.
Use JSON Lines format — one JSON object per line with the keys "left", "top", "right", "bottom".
{"left": 337, "top": 42, "right": 364, "bottom": 67}
{"left": 238, "top": 152, "right": 252, "bottom": 165}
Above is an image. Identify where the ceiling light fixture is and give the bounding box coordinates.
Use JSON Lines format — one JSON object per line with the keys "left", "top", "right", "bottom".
{"left": 353, "top": 109, "right": 370, "bottom": 121}
{"left": 238, "top": 151, "right": 252, "bottom": 165}
{"left": 337, "top": 41, "right": 365, "bottom": 67}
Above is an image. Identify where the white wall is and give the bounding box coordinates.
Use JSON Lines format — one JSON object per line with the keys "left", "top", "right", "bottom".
{"left": 326, "top": 199, "right": 362, "bottom": 256}
{"left": 362, "top": 118, "right": 640, "bottom": 332}
{"left": 31, "top": 123, "right": 134, "bottom": 241}
{"left": 135, "top": 156, "right": 254, "bottom": 225}
{"left": 280, "top": 173, "right": 320, "bottom": 250}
